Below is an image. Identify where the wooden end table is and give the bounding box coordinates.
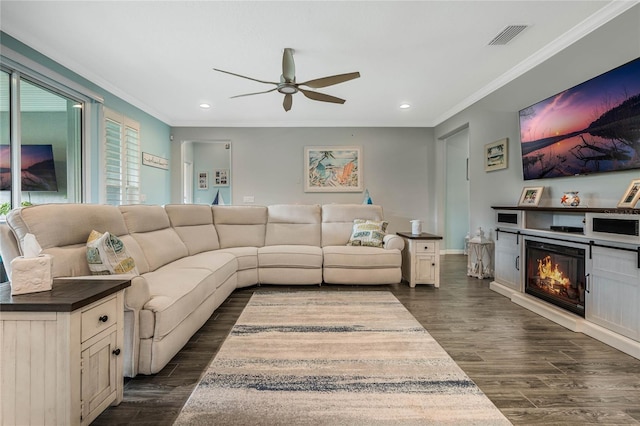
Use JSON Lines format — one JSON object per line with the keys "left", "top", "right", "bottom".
{"left": 0, "top": 278, "right": 131, "bottom": 425}
{"left": 397, "top": 232, "right": 443, "bottom": 287}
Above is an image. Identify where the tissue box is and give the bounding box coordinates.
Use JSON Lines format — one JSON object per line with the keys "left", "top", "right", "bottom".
{"left": 10, "top": 254, "right": 53, "bottom": 295}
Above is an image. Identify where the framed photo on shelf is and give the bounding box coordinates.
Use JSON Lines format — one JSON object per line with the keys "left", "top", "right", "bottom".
{"left": 617, "top": 178, "right": 640, "bottom": 208}
{"left": 198, "top": 172, "right": 208, "bottom": 190}
{"left": 518, "top": 186, "right": 544, "bottom": 207}
{"left": 304, "top": 146, "right": 362, "bottom": 192}
{"left": 484, "top": 138, "right": 508, "bottom": 172}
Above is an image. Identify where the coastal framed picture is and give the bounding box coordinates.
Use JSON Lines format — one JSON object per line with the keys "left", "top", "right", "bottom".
{"left": 617, "top": 178, "right": 640, "bottom": 208}
{"left": 518, "top": 186, "right": 544, "bottom": 207}
{"left": 197, "top": 172, "right": 208, "bottom": 190}
{"left": 304, "top": 146, "right": 362, "bottom": 192}
{"left": 485, "top": 138, "right": 508, "bottom": 172}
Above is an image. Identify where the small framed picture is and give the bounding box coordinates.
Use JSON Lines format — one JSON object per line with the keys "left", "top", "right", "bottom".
{"left": 617, "top": 178, "right": 640, "bottom": 208}
{"left": 484, "top": 138, "right": 508, "bottom": 172}
{"left": 213, "top": 169, "right": 229, "bottom": 187}
{"left": 198, "top": 172, "right": 208, "bottom": 190}
{"left": 518, "top": 186, "right": 544, "bottom": 207}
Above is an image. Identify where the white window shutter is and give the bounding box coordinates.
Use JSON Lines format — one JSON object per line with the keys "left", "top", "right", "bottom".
{"left": 104, "top": 109, "right": 140, "bottom": 205}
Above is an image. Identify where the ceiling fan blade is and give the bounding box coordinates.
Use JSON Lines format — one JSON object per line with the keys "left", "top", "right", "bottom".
{"left": 213, "top": 68, "right": 278, "bottom": 86}
{"left": 282, "top": 48, "right": 295, "bottom": 83}
{"left": 230, "top": 87, "right": 278, "bottom": 98}
{"left": 298, "top": 88, "right": 345, "bottom": 104}
{"left": 299, "top": 72, "right": 360, "bottom": 89}
{"left": 283, "top": 94, "right": 293, "bottom": 111}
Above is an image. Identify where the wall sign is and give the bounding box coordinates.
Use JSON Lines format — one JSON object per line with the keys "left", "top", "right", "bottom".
{"left": 142, "top": 152, "right": 169, "bottom": 170}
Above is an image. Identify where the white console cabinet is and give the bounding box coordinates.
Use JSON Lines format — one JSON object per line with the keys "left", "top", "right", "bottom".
{"left": 0, "top": 279, "right": 130, "bottom": 426}
{"left": 494, "top": 230, "right": 522, "bottom": 291}
{"left": 491, "top": 206, "right": 640, "bottom": 360}
{"left": 588, "top": 245, "right": 640, "bottom": 342}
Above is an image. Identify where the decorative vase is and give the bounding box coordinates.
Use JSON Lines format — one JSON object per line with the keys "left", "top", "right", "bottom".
{"left": 561, "top": 191, "right": 580, "bottom": 207}
{"left": 410, "top": 220, "right": 422, "bottom": 235}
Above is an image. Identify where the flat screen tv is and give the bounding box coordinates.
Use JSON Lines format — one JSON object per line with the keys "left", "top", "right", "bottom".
{"left": 0, "top": 144, "right": 58, "bottom": 191}
{"left": 519, "top": 57, "right": 640, "bottom": 180}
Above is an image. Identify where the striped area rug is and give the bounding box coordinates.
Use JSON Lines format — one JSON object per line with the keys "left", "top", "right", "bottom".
{"left": 174, "top": 291, "right": 511, "bottom": 425}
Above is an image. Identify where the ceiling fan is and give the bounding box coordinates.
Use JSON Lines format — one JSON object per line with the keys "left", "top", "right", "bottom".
{"left": 214, "top": 48, "right": 360, "bottom": 112}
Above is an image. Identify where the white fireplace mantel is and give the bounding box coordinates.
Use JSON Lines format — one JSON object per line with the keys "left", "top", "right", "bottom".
{"left": 491, "top": 206, "right": 640, "bottom": 360}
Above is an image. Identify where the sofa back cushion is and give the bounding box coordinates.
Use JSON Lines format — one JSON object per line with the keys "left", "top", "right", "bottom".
{"left": 213, "top": 205, "right": 267, "bottom": 248}
{"left": 321, "top": 204, "right": 384, "bottom": 247}
{"left": 6, "top": 203, "right": 146, "bottom": 277}
{"left": 265, "top": 204, "right": 321, "bottom": 246}
{"left": 164, "top": 204, "right": 220, "bottom": 255}
{"left": 119, "top": 205, "right": 188, "bottom": 272}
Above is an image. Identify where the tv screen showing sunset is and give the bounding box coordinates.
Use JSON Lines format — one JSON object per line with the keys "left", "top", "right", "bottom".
{"left": 519, "top": 57, "right": 640, "bottom": 180}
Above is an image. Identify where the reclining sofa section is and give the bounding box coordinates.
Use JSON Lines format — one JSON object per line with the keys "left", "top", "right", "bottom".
{"left": 3, "top": 203, "right": 404, "bottom": 377}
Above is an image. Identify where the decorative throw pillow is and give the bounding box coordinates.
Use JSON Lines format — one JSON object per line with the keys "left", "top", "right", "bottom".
{"left": 347, "top": 219, "right": 388, "bottom": 248}
{"left": 86, "top": 230, "right": 138, "bottom": 275}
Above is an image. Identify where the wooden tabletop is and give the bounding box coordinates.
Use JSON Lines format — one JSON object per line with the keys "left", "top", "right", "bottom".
{"left": 0, "top": 278, "right": 131, "bottom": 312}
{"left": 396, "top": 231, "right": 443, "bottom": 240}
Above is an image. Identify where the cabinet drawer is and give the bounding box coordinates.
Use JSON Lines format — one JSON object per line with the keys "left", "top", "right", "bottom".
{"left": 416, "top": 242, "right": 435, "bottom": 253}
{"left": 81, "top": 297, "right": 117, "bottom": 342}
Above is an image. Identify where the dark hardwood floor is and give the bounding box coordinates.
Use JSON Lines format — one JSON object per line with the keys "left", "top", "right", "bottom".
{"left": 94, "top": 255, "right": 640, "bottom": 425}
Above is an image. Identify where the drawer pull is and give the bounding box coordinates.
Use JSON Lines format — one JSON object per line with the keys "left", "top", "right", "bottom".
{"left": 99, "top": 315, "right": 109, "bottom": 323}
{"left": 112, "top": 348, "right": 121, "bottom": 356}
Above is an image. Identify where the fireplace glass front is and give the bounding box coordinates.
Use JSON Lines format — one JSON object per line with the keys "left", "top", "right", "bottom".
{"left": 525, "top": 240, "right": 586, "bottom": 317}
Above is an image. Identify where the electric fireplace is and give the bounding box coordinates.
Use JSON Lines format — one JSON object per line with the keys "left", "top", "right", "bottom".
{"left": 525, "top": 240, "right": 586, "bottom": 317}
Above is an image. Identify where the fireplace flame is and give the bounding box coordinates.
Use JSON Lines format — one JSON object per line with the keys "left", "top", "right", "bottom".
{"left": 537, "top": 255, "right": 569, "bottom": 286}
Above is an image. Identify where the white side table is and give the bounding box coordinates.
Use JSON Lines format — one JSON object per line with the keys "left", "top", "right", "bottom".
{"left": 397, "top": 232, "right": 443, "bottom": 287}
{"left": 0, "top": 278, "right": 130, "bottom": 426}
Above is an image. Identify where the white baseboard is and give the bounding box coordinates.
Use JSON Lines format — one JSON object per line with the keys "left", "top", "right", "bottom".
{"left": 441, "top": 249, "right": 465, "bottom": 255}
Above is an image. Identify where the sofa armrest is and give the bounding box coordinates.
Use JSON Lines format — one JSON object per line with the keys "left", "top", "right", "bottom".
{"left": 123, "top": 275, "right": 151, "bottom": 311}
{"left": 383, "top": 234, "right": 404, "bottom": 251}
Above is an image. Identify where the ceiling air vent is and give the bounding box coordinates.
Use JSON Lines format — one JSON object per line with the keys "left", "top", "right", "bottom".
{"left": 488, "top": 25, "right": 528, "bottom": 45}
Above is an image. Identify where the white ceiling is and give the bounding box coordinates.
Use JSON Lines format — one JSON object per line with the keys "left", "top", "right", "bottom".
{"left": 1, "top": 1, "right": 636, "bottom": 127}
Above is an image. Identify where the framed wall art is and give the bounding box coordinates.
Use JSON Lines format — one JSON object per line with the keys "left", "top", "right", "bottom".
{"left": 198, "top": 172, "right": 208, "bottom": 190}
{"left": 617, "top": 178, "right": 640, "bottom": 208}
{"left": 142, "top": 152, "right": 169, "bottom": 170}
{"left": 213, "top": 169, "right": 229, "bottom": 186}
{"left": 485, "top": 138, "right": 508, "bottom": 172}
{"left": 304, "top": 146, "right": 363, "bottom": 192}
{"left": 518, "top": 186, "right": 544, "bottom": 207}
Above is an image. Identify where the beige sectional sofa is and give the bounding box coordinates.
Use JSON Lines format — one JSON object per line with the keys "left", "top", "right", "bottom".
{"left": 1, "top": 203, "right": 404, "bottom": 377}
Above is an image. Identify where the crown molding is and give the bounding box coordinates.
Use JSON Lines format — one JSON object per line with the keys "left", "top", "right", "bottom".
{"left": 433, "top": 0, "right": 639, "bottom": 127}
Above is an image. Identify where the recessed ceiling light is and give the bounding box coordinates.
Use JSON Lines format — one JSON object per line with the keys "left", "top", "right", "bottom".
{"left": 399, "top": 103, "right": 411, "bottom": 109}
{"left": 199, "top": 103, "right": 211, "bottom": 109}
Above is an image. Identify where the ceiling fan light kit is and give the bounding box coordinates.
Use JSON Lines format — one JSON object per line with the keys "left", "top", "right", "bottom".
{"left": 214, "top": 47, "right": 360, "bottom": 111}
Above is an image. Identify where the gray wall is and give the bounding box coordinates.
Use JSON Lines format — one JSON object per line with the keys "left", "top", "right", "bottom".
{"left": 171, "top": 127, "right": 435, "bottom": 233}
{"left": 170, "top": 5, "right": 639, "bottom": 240}
{"left": 434, "top": 5, "right": 640, "bottom": 239}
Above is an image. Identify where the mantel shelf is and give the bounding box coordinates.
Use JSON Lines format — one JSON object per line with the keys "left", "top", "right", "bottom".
{"left": 492, "top": 206, "right": 640, "bottom": 214}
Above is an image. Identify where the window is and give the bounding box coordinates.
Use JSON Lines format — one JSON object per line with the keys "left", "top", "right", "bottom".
{"left": 104, "top": 109, "right": 140, "bottom": 205}
{"left": 0, "top": 67, "right": 84, "bottom": 216}
{"left": 0, "top": 70, "right": 10, "bottom": 213}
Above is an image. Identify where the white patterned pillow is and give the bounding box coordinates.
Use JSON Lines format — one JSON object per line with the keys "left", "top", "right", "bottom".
{"left": 86, "top": 230, "right": 138, "bottom": 275}
{"left": 347, "top": 219, "right": 388, "bottom": 248}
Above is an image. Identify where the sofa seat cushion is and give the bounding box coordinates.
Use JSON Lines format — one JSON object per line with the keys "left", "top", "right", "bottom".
{"left": 217, "top": 247, "right": 258, "bottom": 271}
{"left": 258, "top": 245, "right": 323, "bottom": 269}
{"left": 322, "top": 246, "right": 401, "bottom": 269}
{"left": 170, "top": 251, "right": 237, "bottom": 281}
{"left": 140, "top": 258, "right": 236, "bottom": 339}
